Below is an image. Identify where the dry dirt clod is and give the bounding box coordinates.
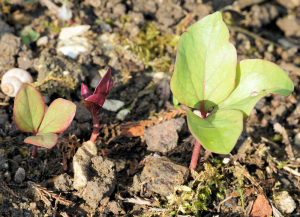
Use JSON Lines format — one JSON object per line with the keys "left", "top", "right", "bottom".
{"left": 54, "top": 173, "right": 73, "bottom": 192}
{"left": 144, "top": 118, "right": 185, "bottom": 154}
{"left": 82, "top": 156, "right": 116, "bottom": 209}
{"left": 140, "top": 157, "right": 189, "bottom": 197}
{"left": 273, "top": 191, "right": 296, "bottom": 214}
{"left": 107, "top": 201, "right": 123, "bottom": 215}
{"left": 73, "top": 141, "right": 97, "bottom": 190}
{"left": 131, "top": 174, "right": 142, "bottom": 193}
{"left": 73, "top": 140, "right": 117, "bottom": 209}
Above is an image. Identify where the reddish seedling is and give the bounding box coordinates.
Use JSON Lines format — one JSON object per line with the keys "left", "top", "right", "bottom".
{"left": 14, "top": 83, "right": 76, "bottom": 157}
{"left": 81, "top": 67, "right": 114, "bottom": 143}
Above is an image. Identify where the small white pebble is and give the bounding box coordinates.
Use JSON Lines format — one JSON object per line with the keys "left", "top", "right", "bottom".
{"left": 102, "top": 99, "right": 125, "bottom": 112}
{"left": 63, "top": 71, "right": 70, "bottom": 76}
{"left": 294, "top": 132, "right": 300, "bottom": 146}
{"left": 223, "top": 158, "right": 230, "bottom": 164}
{"left": 116, "top": 109, "right": 130, "bottom": 121}
{"left": 36, "top": 36, "right": 48, "bottom": 46}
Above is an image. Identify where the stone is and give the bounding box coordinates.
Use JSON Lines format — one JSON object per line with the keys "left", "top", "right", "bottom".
{"left": 14, "top": 167, "right": 25, "bottom": 184}
{"left": 36, "top": 36, "right": 48, "bottom": 46}
{"left": 140, "top": 157, "right": 189, "bottom": 197}
{"left": 116, "top": 109, "right": 130, "bottom": 121}
{"left": 144, "top": 118, "right": 185, "bottom": 154}
{"left": 102, "top": 99, "right": 125, "bottom": 112}
{"left": 294, "top": 132, "right": 300, "bottom": 146}
{"left": 273, "top": 191, "right": 296, "bottom": 214}
{"left": 73, "top": 141, "right": 97, "bottom": 190}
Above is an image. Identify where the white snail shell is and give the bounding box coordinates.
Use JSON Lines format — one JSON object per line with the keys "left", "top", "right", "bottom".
{"left": 1, "top": 68, "right": 33, "bottom": 97}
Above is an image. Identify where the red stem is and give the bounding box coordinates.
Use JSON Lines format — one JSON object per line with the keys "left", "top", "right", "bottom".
{"left": 90, "top": 112, "right": 100, "bottom": 143}
{"left": 190, "top": 139, "right": 202, "bottom": 170}
{"left": 32, "top": 145, "right": 37, "bottom": 158}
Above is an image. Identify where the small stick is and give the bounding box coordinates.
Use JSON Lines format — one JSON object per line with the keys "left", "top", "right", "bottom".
{"left": 0, "top": 178, "right": 20, "bottom": 199}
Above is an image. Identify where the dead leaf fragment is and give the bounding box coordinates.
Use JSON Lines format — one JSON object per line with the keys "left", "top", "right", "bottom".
{"left": 120, "top": 122, "right": 145, "bottom": 138}
{"left": 250, "top": 194, "right": 272, "bottom": 217}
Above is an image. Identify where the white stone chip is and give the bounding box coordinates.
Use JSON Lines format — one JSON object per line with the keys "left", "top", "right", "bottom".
{"left": 102, "top": 99, "right": 125, "bottom": 112}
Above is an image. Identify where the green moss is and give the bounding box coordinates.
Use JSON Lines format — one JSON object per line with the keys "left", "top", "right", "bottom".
{"left": 166, "top": 163, "right": 225, "bottom": 216}
{"left": 122, "top": 22, "right": 179, "bottom": 72}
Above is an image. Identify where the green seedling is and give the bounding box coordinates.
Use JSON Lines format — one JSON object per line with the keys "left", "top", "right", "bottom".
{"left": 170, "top": 12, "right": 293, "bottom": 170}
{"left": 20, "top": 28, "right": 40, "bottom": 45}
{"left": 14, "top": 83, "right": 76, "bottom": 157}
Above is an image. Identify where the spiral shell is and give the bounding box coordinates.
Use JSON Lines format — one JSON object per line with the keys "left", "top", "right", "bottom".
{"left": 1, "top": 68, "right": 33, "bottom": 97}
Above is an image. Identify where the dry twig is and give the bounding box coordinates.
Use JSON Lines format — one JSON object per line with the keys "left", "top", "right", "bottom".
{"left": 0, "top": 178, "right": 21, "bottom": 199}
{"left": 28, "top": 181, "right": 74, "bottom": 207}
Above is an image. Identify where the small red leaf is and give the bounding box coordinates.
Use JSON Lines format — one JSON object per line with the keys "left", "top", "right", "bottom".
{"left": 94, "top": 67, "right": 113, "bottom": 96}
{"left": 81, "top": 67, "right": 114, "bottom": 116}
{"left": 81, "top": 83, "right": 91, "bottom": 99}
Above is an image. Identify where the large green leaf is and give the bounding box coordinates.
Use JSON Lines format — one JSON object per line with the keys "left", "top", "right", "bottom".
{"left": 216, "top": 59, "right": 294, "bottom": 120}
{"left": 13, "top": 83, "right": 45, "bottom": 134}
{"left": 186, "top": 107, "right": 243, "bottom": 154}
{"left": 24, "top": 133, "right": 58, "bottom": 149}
{"left": 38, "top": 98, "right": 76, "bottom": 134}
{"left": 171, "top": 11, "right": 237, "bottom": 114}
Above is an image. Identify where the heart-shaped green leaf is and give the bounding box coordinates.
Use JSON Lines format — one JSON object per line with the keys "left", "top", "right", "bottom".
{"left": 216, "top": 59, "right": 294, "bottom": 120}
{"left": 14, "top": 83, "right": 45, "bottom": 134}
{"left": 171, "top": 11, "right": 237, "bottom": 114}
{"left": 24, "top": 133, "right": 58, "bottom": 149}
{"left": 38, "top": 98, "right": 76, "bottom": 134}
{"left": 186, "top": 107, "right": 243, "bottom": 154}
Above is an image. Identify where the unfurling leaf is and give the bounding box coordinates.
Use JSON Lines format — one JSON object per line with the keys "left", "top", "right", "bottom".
{"left": 81, "top": 67, "right": 114, "bottom": 115}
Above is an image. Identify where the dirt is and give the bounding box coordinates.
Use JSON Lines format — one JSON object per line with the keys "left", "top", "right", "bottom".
{"left": 140, "top": 156, "right": 189, "bottom": 197}
{"left": 0, "top": 0, "right": 300, "bottom": 216}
